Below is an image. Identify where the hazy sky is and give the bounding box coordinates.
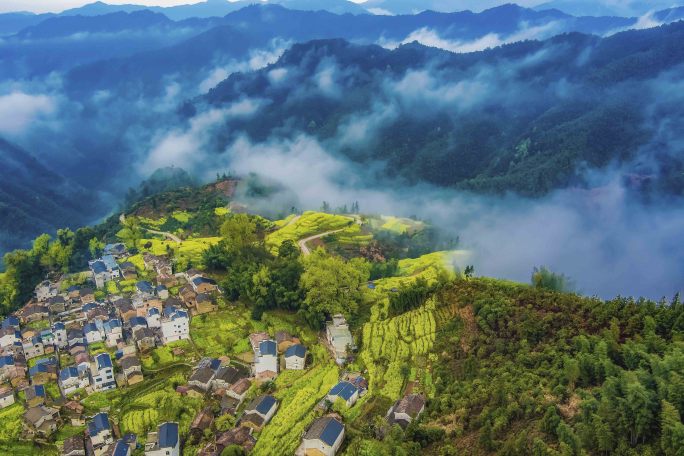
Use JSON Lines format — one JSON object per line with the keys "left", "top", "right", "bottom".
{"left": 1, "top": 0, "right": 542, "bottom": 14}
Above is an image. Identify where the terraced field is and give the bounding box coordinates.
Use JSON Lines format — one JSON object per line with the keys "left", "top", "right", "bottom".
{"left": 266, "top": 211, "right": 354, "bottom": 251}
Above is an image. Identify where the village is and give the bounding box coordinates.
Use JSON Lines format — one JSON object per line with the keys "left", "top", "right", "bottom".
{"left": 0, "top": 241, "right": 426, "bottom": 456}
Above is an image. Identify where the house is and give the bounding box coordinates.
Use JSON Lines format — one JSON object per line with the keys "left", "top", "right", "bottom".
{"left": 156, "top": 285, "right": 169, "bottom": 300}
{"left": 80, "top": 288, "right": 95, "bottom": 304}
{"left": 276, "top": 331, "right": 299, "bottom": 352}
{"left": 136, "top": 281, "right": 154, "bottom": 295}
{"left": 179, "top": 285, "right": 197, "bottom": 308}
{"left": 113, "top": 298, "right": 137, "bottom": 322}
{"left": 88, "top": 412, "right": 113, "bottom": 455}
{"left": 326, "top": 315, "right": 354, "bottom": 365}
{"left": 184, "top": 268, "right": 203, "bottom": 282}
{"left": 202, "top": 426, "right": 256, "bottom": 455}
{"left": 23, "top": 336, "right": 45, "bottom": 360}
{"left": 91, "top": 353, "right": 116, "bottom": 391}
{"left": 1, "top": 315, "right": 20, "bottom": 330}
{"left": 104, "top": 243, "right": 127, "bottom": 258}
{"left": 53, "top": 322, "right": 68, "bottom": 348}
{"left": 142, "top": 253, "right": 172, "bottom": 277}
{"left": 188, "top": 367, "right": 215, "bottom": 392}
{"left": 190, "top": 407, "right": 214, "bottom": 442}
{"left": 103, "top": 319, "right": 123, "bottom": 347}
{"left": 129, "top": 316, "right": 148, "bottom": 332}
{"left": 60, "top": 366, "right": 89, "bottom": 395}
{"left": 254, "top": 339, "right": 278, "bottom": 380}
{"left": 194, "top": 293, "right": 216, "bottom": 314}
{"left": 110, "top": 439, "right": 132, "bottom": 456}
{"left": 327, "top": 381, "right": 359, "bottom": 407}
{"left": 84, "top": 323, "right": 104, "bottom": 344}
{"left": 211, "top": 365, "right": 243, "bottom": 391}
{"left": 119, "top": 355, "right": 143, "bottom": 386}
{"left": 0, "top": 327, "right": 21, "bottom": 349}
{"left": 241, "top": 395, "right": 278, "bottom": 430}
{"left": 145, "top": 422, "right": 180, "bottom": 456}
{"left": 20, "top": 304, "right": 49, "bottom": 323}
{"left": 160, "top": 307, "right": 189, "bottom": 343}
{"left": 102, "top": 255, "right": 121, "bottom": 279}
{"left": 0, "top": 385, "right": 15, "bottom": 408}
{"left": 29, "top": 361, "right": 56, "bottom": 385}
{"left": 284, "top": 344, "right": 307, "bottom": 370}
{"left": 25, "top": 384, "right": 47, "bottom": 407}
{"left": 62, "top": 433, "right": 86, "bottom": 456}
{"left": 35, "top": 280, "right": 58, "bottom": 302}
{"left": 62, "top": 400, "right": 86, "bottom": 426}
{"left": 0, "top": 355, "right": 22, "bottom": 383}
{"left": 134, "top": 296, "right": 163, "bottom": 318}
{"left": 191, "top": 276, "right": 218, "bottom": 294}
{"left": 302, "top": 416, "right": 345, "bottom": 456}
{"left": 40, "top": 329, "right": 56, "bottom": 351}
{"left": 48, "top": 295, "right": 67, "bottom": 314}
{"left": 226, "top": 378, "right": 252, "bottom": 405}
{"left": 133, "top": 327, "right": 156, "bottom": 351}
{"left": 386, "top": 394, "right": 426, "bottom": 429}
{"left": 24, "top": 405, "right": 60, "bottom": 437}
{"left": 68, "top": 328, "right": 85, "bottom": 347}
{"left": 90, "top": 260, "right": 109, "bottom": 289}
{"left": 146, "top": 308, "right": 161, "bottom": 328}
{"left": 119, "top": 262, "right": 137, "bottom": 280}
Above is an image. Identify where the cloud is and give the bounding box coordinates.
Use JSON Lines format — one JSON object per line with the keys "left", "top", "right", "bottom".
{"left": 0, "top": 91, "right": 56, "bottom": 136}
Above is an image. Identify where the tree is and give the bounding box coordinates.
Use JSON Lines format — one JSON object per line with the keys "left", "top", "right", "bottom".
{"left": 299, "top": 249, "right": 369, "bottom": 327}
{"left": 220, "top": 214, "right": 257, "bottom": 252}
{"left": 532, "top": 266, "right": 574, "bottom": 292}
{"left": 119, "top": 216, "right": 144, "bottom": 249}
{"left": 221, "top": 445, "right": 245, "bottom": 456}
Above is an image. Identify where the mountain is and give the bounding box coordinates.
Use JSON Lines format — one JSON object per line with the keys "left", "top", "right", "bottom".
{"left": 0, "top": 138, "right": 101, "bottom": 254}
{"left": 536, "top": 0, "right": 684, "bottom": 17}
{"left": 0, "top": 12, "right": 54, "bottom": 36}
{"left": 62, "top": 3, "right": 647, "bottom": 99}
{"left": 0, "top": 10, "right": 220, "bottom": 79}
{"left": 196, "top": 21, "right": 684, "bottom": 196}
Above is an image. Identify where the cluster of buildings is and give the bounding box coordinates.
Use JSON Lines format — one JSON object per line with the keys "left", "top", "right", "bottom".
{"left": 0, "top": 242, "right": 223, "bottom": 447}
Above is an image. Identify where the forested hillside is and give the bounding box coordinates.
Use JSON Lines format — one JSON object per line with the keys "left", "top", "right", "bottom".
{"left": 200, "top": 21, "right": 684, "bottom": 196}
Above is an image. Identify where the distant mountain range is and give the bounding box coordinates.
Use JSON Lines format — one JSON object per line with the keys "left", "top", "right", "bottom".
{"left": 194, "top": 21, "right": 684, "bottom": 196}
{"left": 0, "top": 138, "right": 100, "bottom": 254}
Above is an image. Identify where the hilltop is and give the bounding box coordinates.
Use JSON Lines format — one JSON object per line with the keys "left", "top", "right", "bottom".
{"left": 0, "top": 179, "right": 682, "bottom": 455}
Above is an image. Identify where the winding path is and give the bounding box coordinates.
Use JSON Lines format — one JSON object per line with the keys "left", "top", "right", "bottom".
{"left": 120, "top": 213, "right": 181, "bottom": 243}
{"left": 298, "top": 229, "right": 346, "bottom": 255}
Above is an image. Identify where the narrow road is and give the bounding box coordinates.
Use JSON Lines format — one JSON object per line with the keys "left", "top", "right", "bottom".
{"left": 120, "top": 213, "right": 181, "bottom": 243}
{"left": 298, "top": 229, "right": 345, "bottom": 255}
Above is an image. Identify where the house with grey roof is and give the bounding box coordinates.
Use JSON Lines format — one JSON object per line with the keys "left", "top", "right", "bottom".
{"left": 284, "top": 344, "right": 307, "bottom": 370}
{"left": 241, "top": 395, "right": 278, "bottom": 430}
{"left": 145, "top": 422, "right": 179, "bottom": 456}
{"left": 326, "top": 315, "right": 354, "bottom": 365}
{"left": 386, "top": 394, "right": 426, "bottom": 429}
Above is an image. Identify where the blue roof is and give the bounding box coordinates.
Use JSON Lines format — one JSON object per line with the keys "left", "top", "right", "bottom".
{"left": 60, "top": 366, "right": 79, "bottom": 381}
{"left": 102, "top": 255, "right": 118, "bottom": 270}
{"left": 105, "top": 319, "right": 122, "bottom": 331}
{"left": 82, "top": 303, "right": 98, "bottom": 313}
{"left": 1, "top": 316, "right": 20, "bottom": 328}
{"left": 173, "top": 310, "right": 188, "bottom": 320}
{"left": 259, "top": 340, "right": 277, "bottom": 356}
{"left": 91, "top": 260, "right": 107, "bottom": 274}
{"left": 112, "top": 440, "right": 130, "bottom": 456}
{"left": 30, "top": 384, "right": 46, "bottom": 397}
{"left": 158, "top": 422, "right": 178, "bottom": 449}
{"left": 67, "top": 285, "right": 80, "bottom": 292}
{"left": 284, "top": 344, "right": 306, "bottom": 359}
{"left": 136, "top": 281, "right": 153, "bottom": 293}
{"left": 104, "top": 243, "right": 126, "bottom": 254}
{"left": 29, "top": 364, "right": 48, "bottom": 376}
{"left": 129, "top": 317, "right": 147, "bottom": 328}
{"left": 192, "top": 276, "right": 216, "bottom": 286}
{"left": 162, "top": 306, "right": 176, "bottom": 318}
{"left": 255, "top": 395, "right": 277, "bottom": 415}
{"left": 0, "top": 355, "right": 14, "bottom": 367}
{"left": 329, "top": 381, "right": 358, "bottom": 401}
{"left": 84, "top": 323, "right": 99, "bottom": 334}
{"left": 96, "top": 353, "right": 112, "bottom": 370}
{"left": 319, "top": 418, "right": 344, "bottom": 446}
{"left": 148, "top": 307, "right": 160, "bottom": 316}
{"left": 88, "top": 413, "right": 110, "bottom": 436}
{"left": 53, "top": 322, "right": 65, "bottom": 330}
{"left": 35, "top": 357, "right": 56, "bottom": 366}
{"left": 156, "top": 285, "right": 167, "bottom": 291}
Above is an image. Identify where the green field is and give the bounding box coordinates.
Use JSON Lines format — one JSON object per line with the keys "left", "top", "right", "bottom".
{"left": 0, "top": 404, "right": 24, "bottom": 441}
{"left": 266, "top": 211, "right": 354, "bottom": 251}
{"left": 252, "top": 363, "right": 339, "bottom": 456}
{"left": 190, "top": 307, "right": 252, "bottom": 358}
{"left": 139, "top": 237, "right": 221, "bottom": 268}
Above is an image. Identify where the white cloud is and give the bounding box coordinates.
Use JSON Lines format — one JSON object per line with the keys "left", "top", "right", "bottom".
{"left": 0, "top": 92, "right": 56, "bottom": 136}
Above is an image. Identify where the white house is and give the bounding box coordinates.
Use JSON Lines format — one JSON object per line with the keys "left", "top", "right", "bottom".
{"left": 52, "top": 323, "right": 67, "bottom": 348}
{"left": 327, "top": 381, "right": 359, "bottom": 408}
{"left": 326, "top": 315, "right": 354, "bottom": 365}
{"left": 146, "top": 308, "right": 161, "bottom": 328}
{"left": 59, "top": 366, "right": 90, "bottom": 396}
{"left": 160, "top": 307, "right": 189, "bottom": 343}
{"left": 83, "top": 323, "right": 104, "bottom": 345}
{"left": 103, "top": 319, "right": 123, "bottom": 347}
{"left": 145, "top": 422, "right": 180, "bottom": 456}
{"left": 0, "top": 328, "right": 20, "bottom": 349}
{"left": 284, "top": 344, "right": 306, "bottom": 370}
{"left": 254, "top": 340, "right": 278, "bottom": 378}
{"left": 386, "top": 394, "right": 426, "bottom": 429}
{"left": 242, "top": 395, "right": 278, "bottom": 429}
{"left": 35, "top": 280, "right": 58, "bottom": 302}
{"left": 88, "top": 413, "right": 113, "bottom": 456}
{"left": 302, "top": 417, "right": 345, "bottom": 456}
{"left": 90, "top": 353, "right": 116, "bottom": 392}
{"left": 23, "top": 336, "right": 45, "bottom": 360}
{"left": 0, "top": 386, "right": 15, "bottom": 409}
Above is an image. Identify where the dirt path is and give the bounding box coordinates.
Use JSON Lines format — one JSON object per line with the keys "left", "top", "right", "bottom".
{"left": 298, "top": 229, "right": 345, "bottom": 255}
{"left": 120, "top": 213, "right": 182, "bottom": 243}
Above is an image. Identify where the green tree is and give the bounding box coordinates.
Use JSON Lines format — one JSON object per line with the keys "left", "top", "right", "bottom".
{"left": 532, "top": 266, "right": 574, "bottom": 292}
